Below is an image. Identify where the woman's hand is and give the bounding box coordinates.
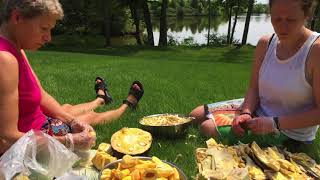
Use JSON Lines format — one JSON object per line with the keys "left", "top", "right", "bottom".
{"left": 65, "top": 131, "right": 96, "bottom": 151}
{"left": 66, "top": 120, "right": 96, "bottom": 150}
{"left": 70, "top": 119, "right": 94, "bottom": 134}
{"left": 246, "top": 116, "right": 276, "bottom": 135}
{"left": 232, "top": 114, "right": 252, "bottom": 136}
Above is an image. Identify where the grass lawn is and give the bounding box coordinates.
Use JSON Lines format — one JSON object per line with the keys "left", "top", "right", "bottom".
{"left": 27, "top": 45, "right": 320, "bottom": 179}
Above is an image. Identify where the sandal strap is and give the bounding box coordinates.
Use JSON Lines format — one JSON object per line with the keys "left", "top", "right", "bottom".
{"left": 97, "top": 94, "right": 113, "bottom": 104}
{"left": 123, "top": 100, "right": 137, "bottom": 109}
{"left": 94, "top": 77, "right": 113, "bottom": 105}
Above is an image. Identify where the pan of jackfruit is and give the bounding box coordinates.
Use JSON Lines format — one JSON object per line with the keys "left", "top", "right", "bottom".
{"left": 139, "top": 114, "right": 194, "bottom": 136}
{"left": 99, "top": 154, "right": 187, "bottom": 180}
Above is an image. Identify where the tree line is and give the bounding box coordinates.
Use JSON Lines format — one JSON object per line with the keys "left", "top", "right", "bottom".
{"left": 0, "top": 0, "right": 319, "bottom": 47}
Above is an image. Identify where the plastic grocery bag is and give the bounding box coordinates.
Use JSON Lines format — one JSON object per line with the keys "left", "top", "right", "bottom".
{"left": 0, "top": 130, "right": 79, "bottom": 180}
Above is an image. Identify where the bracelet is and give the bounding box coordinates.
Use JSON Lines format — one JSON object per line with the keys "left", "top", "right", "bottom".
{"left": 240, "top": 112, "right": 252, "bottom": 117}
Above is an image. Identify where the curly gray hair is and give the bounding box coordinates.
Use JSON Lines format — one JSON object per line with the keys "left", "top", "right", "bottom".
{"left": 1, "top": 0, "right": 64, "bottom": 22}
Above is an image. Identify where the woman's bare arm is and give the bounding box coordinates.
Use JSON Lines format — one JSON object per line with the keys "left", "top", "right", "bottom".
{"left": 21, "top": 50, "right": 74, "bottom": 124}
{"left": 0, "top": 52, "right": 24, "bottom": 154}
{"left": 241, "top": 35, "right": 272, "bottom": 114}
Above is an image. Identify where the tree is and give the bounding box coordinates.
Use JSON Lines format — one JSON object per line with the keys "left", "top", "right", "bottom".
{"left": 142, "top": 0, "right": 154, "bottom": 46}
{"left": 159, "top": 0, "right": 168, "bottom": 46}
{"left": 191, "top": 0, "right": 199, "bottom": 9}
{"left": 226, "top": 0, "right": 233, "bottom": 44}
{"left": 230, "top": 0, "right": 240, "bottom": 44}
{"left": 207, "top": 0, "right": 211, "bottom": 46}
{"left": 179, "top": 0, "right": 185, "bottom": 7}
{"left": 102, "top": 0, "right": 112, "bottom": 46}
{"left": 129, "top": 1, "right": 142, "bottom": 45}
{"left": 241, "top": 0, "right": 254, "bottom": 45}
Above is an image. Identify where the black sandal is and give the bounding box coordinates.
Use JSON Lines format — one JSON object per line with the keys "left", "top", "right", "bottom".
{"left": 95, "top": 77, "right": 113, "bottom": 105}
{"left": 123, "top": 80, "right": 144, "bottom": 109}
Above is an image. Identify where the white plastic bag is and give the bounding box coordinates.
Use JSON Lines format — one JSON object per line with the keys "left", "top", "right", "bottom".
{"left": 0, "top": 130, "right": 79, "bottom": 180}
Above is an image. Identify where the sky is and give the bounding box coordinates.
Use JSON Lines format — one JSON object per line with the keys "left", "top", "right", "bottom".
{"left": 256, "top": 0, "right": 268, "bottom": 4}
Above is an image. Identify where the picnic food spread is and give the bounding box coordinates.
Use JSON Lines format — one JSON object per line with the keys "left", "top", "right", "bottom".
{"left": 100, "top": 155, "right": 181, "bottom": 180}
{"left": 195, "top": 138, "right": 320, "bottom": 180}
{"left": 140, "top": 114, "right": 191, "bottom": 126}
{"left": 111, "top": 128, "right": 152, "bottom": 155}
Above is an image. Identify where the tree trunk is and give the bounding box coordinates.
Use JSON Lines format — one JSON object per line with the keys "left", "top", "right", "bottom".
{"left": 207, "top": 0, "right": 211, "bottom": 46}
{"left": 159, "top": 0, "right": 168, "bottom": 46}
{"left": 227, "top": 1, "right": 233, "bottom": 44}
{"left": 129, "top": 2, "right": 142, "bottom": 45}
{"left": 102, "top": 0, "right": 111, "bottom": 47}
{"left": 230, "top": 0, "right": 240, "bottom": 44}
{"left": 142, "top": 0, "right": 154, "bottom": 46}
{"left": 241, "top": 0, "right": 254, "bottom": 45}
{"left": 311, "top": 3, "right": 320, "bottom": 31}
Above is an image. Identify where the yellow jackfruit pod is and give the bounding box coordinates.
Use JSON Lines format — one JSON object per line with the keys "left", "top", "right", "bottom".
{"left": 122, "top": 176, "right": 132, "bottom": 180}
{"left": 100, "top": 174, "right": 112, "bottom": 180}
{"left": 100, "top": 169, "right": 113, "bottom": 180}
{"left": 98, "top": 143, "right": 112, "bottom": 154}
{"left": 156, "top": 178, "right": 168, "bottom": 180}
{"left": 102, "top": 169, "right": 112, "bottom": 175}
{"left": 172, "top": 168, "right": 180, "bottom": 180}
{"left": 152, "top": 156, "right": 164, "bottom": 165}
{"left": 141, "top": 168, "right": 158, "bottom": 180}
{"left": 138, "top": 159, "right": 155, "bottom": 165}
{"left": 92, "top": 151, "right": 117, "bottom": 170}
{"left": 156, "top": 167, "right": 174, "bottom": 178}
{"left": 121, "top": 155, "right": 138, "bottom": 169}
{"left": 131, "top": 169, "right": 141, "bottom": 180}
{"left": 114, "top": 168, "right": 131, "bottom": 179}
{"left": 135, "top": 163, "right": 157, "bottom": 169}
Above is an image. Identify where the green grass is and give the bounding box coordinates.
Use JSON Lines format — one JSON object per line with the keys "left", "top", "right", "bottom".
{"left": 27, "top": 46, "right": 320, "bottom": 179}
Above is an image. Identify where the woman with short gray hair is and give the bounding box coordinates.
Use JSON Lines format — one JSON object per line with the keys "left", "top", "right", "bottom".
{"left": 0, "top": 0, "right": 144, "bottom": 155}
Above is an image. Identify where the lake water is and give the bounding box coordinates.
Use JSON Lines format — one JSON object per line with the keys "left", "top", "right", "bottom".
{"left": 151, "top": 14, "right": 274, "bottom": 46}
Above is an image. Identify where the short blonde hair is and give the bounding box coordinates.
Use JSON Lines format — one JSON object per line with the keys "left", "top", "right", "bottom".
{"left": 1, "top": 0, "right": 64, "bottom": 22}
{"left": 269, "top": 0, "right": 318, "bottom": 17}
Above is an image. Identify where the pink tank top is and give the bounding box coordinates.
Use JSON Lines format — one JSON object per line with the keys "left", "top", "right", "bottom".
{"left": 0, "top": 37, "right": 46, "bottom": 132}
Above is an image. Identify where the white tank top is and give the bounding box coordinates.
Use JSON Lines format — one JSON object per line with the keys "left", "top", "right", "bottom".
{"left": 257, "top": 32, "right": 320, "bottom": 141}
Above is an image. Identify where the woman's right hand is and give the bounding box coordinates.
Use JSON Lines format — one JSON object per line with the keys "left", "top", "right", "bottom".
{"left": 232, "top": 114, "right": 252, "bottom": 136}
{"left": 66, "top": 130, "right": 96, "bottom": 151}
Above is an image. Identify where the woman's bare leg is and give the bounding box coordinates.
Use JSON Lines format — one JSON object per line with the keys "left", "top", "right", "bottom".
{"left": 62, "top": 98, "right": 104, "bottom": 117}
{"left": 62, "top": 79, "right": 110, "bottom": 116}
{"left": 76, "top": 104, "right": 129, "bottom": 125}
{"left": 200, "top": 119, "right": 218, "bottom": 137}
{"left": 189, "top": 105, "right": 207, "bottom": 124}
{"left": 74, "top": 88, "right": 140, "bottom": 125}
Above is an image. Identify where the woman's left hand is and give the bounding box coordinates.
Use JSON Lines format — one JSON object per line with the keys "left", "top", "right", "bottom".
{"left": 246, "top": 116, "right": 276, "bottom": 135}
{"left": 70, "top": 119, "right": 94, "bottom": 134}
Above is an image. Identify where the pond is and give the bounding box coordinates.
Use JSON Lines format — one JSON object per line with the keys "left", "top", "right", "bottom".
{"left": 151, "top": 14, "right": 274, "bottom": 46}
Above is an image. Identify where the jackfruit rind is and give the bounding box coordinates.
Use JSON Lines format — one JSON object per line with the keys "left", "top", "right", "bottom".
{"left": 111, "top": 128, "right": 152, "bottom": 155}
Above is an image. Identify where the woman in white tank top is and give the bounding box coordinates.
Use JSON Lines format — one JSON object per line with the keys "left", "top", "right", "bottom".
{"left": 232, "top": 0, "right": 320, "bottom": 142}
{"left": 190, "top": 0, "right": 320, "bottom": 145}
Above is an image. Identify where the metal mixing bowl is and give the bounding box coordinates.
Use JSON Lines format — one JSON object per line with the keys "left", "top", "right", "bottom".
{"left": 139, "top": 114, "right": 194, "bottom": 137}
{"left": 99, "top": 156, "right": 187, "bottom": 180}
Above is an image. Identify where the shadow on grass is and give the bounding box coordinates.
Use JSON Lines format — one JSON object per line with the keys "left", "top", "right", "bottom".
{"left": 40, "top": 45, "right": 255, "bottom": 65}
{"left": 41, "top": 45, "right": 177, "bottom": 57}
{"left": 216, "top": 46, "right": 254, "bottom": 64}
